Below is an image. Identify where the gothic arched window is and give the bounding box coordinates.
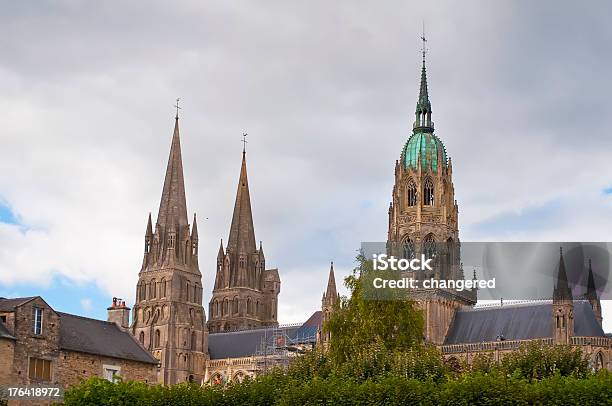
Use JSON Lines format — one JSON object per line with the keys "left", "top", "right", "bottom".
{"left": 402, "top": 239, "right": 415, "bottom": 259}
{"left": 151, "top": 280, "right": 157, "bottom": 299}
{"left": 424, "top": 178, "right": 434, "bottom": 206}
{"left": 160, "top": 279, "right": 166, "bottom": 298}
{"left": 247, "top": 298, "right": 252, "bottom": 315}
{"left": 154, "top": 329, "right": 160, "bottom": 348}
{"left": 191, "top": 332, "right": 197, "bottom": 350}
{"left": 233, "top": 297, "right": 239, "bottom": 314}
{"left": 594, "top": 352, "right": 605, "bottom": 371}
{"left": 424, "top": 234, "right": 436, "bottom": 260}
{"left": 139, "top": 331, "right": 145, "bottom": 345}
{"left": 407, "top": 180, "right": 417, "bottom": 206}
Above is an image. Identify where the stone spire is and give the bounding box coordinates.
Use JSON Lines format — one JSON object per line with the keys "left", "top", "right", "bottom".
{"left": 554, "top": 247, "right": 573, "bottom": 301}
{"left": 226, "top": 151, "right": 257, "bottom": 254}
{"left": 157, "top": 117, "right": 189, "bottom": 230}
{"left": 586, "top": 259, "right": 597, "bottom": 300}
{"left": 324, "top": 262, "right": 337, "bottom": 301}
{"left": 414, "top": 33, "right": 434, "bottom": 133}
{"left": 585, "top": 258, "right": 602, "bottom": 326}
{"left": 191, "top": 213, "right": 198, "bottom": 240}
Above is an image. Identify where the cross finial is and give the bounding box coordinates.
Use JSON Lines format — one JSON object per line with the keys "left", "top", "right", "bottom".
{"left": 420, "top": 21, "right": 428, "bottom": 63}
{"left": 174, "top": 98, "right": 181, "bottom": 119}
{"left": 242, "top": 132, "right": 248, "bottom": 154}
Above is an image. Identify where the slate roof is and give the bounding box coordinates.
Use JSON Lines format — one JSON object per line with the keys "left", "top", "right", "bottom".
{"left": 58, "top": 312, "right": 158, "bottom": 364}
{"left": 0, "top": 319, "right": 15, "bottom": 340}
{"left": 0, "top": 297, "right": 36, "bottom": 312}
{"left": 294, "top": 310, "right": 322, "bottom": 342}
{"left": 444, "top": 300, "right": 605, "bottom": 345}
{"left": 208, "top": 312, "right": 322, "bottom": 360}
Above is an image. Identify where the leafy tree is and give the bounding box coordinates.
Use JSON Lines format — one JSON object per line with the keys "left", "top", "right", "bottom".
{"left": 325, "top": 253, "right": 424, "bottom": 367}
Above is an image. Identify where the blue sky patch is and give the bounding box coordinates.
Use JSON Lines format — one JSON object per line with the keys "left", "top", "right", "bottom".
{"left": 603, "top": 187, "right": 612, "bottom": 195}
{"left": 0, "top": 200, "right": 18, "bottom": 225}
{"left": 0, "top": 276, "right": 111, "bottom": 321}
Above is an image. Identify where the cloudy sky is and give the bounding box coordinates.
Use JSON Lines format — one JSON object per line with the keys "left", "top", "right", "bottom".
{"left": 1, "top": 1, "right": 611, "bottom": 332}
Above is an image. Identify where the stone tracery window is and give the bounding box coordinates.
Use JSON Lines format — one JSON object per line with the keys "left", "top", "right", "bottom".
{"left": 402, "top": 238, "right": 415, "bottom": 259}
{"left": 424, "top": 178, "right": 434, "bottom": 206}
{"left": 424, "top": 234, "right": 436, "bottom": 260}
{"left": 407, "top": 180, "right": 417, "bottom": 206}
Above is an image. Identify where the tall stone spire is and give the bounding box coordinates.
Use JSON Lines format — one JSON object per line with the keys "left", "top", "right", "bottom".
{"left": 133, "top": 111, "right": 208, "bottom": 385}
{"left": 554, "top": 247, "right": 573, "bottom": 301}
{"left": 208, "top": 149, "right": 280, "bottom": 332}
{"left": 226, "top": 151, "right": 257, "bottom": 254}
{"left": 586, "top": 259, "right": 597, "bottom": 300}
{"left": 157, "top": 117, "right": 189, "bottom": 229}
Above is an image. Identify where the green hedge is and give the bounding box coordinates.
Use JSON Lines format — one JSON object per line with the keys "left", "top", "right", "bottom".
{"left": 62, "top": 372, "right": 611, "bottom": 406}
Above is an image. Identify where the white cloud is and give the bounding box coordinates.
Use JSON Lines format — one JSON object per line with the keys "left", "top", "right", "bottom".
{"left": 0, "top": 1, "right": 611, "bottom": 332}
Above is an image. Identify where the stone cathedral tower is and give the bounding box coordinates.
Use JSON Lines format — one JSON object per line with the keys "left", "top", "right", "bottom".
{"left": 388, "top": 43, "right": 476, "bottom": 345}
{"left": 207, "top": 150, "right": 280, "bottom": 333}
{"left": 131, "top": 115, "right": 208, "bottom": 385}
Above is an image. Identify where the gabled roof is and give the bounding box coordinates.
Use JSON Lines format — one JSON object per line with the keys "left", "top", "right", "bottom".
{"left": 0, "top": 296, "right": 37, "bottom": 312}
{"left": 444, "top": 300, "right": 604, "bottom": 345}
{"left": 0, "top": 319, "right": 15, "bottom": 340}
{"left": 58, "top": 312, "right": 158, "bottom": 364}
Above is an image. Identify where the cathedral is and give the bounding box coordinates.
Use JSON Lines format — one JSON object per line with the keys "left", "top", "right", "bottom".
{"left": 386, "top": 43, "right": 610, "bottom": 369}
{"left": 124, "top": 42, "right": 610, "bottom": 385}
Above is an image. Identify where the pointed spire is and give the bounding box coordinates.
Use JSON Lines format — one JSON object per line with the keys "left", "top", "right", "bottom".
{"left": 554, "top": 247, "right": 573, "bottom": 301}
{"left": 414, "top": 30, "right": 434, "bottom": 133}
{"left": 191, "top": 213, "right": 198, "bottom": 240}
{"left": 586, "top": 259, "right": 598, "bottom": 300}
{"left": 157, "top": 116, "right": 189, "bottom": 229}
{"left": 217, "top": 239, "right": 225, "bottom": 257}
{"left": 325, "top": 261, "right": 337, "bottom": 299}
{"left": 145, "top": 213, "right": 153, "bottom": 237}
{"left": 227, "top": 150, "right": 257, "bottom": 253}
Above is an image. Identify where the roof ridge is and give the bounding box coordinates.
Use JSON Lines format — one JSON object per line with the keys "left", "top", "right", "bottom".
{"left": 58, "top": 311, "right": 117, "bottom": 326}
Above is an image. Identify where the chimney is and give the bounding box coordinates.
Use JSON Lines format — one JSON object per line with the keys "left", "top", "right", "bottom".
{"left": 107, "top": 297, "right": 130, "bottom": 330}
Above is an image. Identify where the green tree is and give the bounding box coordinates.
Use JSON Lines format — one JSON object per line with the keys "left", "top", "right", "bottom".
{"left": 325, "top": 253, "right": 424, "bottom": 368}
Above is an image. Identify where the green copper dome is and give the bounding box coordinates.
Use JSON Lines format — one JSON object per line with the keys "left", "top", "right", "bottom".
{"left": 402, "top": 132, "right": 447, "bottom": 172}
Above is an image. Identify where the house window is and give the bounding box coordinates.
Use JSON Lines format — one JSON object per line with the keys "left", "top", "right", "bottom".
{"left": 103, "top": 365, "right": 121, "bottom": 382}
{"left": 0, "top": 315, "right": 6, "bottom": 323}
{"left": 32, "top": 307, "right": 43, "bottom": 335}
{"left": 28, "top": 358, "right": 51, "bottom": 381}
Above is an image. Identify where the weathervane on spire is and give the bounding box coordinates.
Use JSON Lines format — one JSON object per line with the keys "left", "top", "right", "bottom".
{"left": 174, "top": 98, "right": 181, "bottom": 119}
{"left": 242, "top": 132, "right": 248, "bottom": 154}
{"left": 420, "top": 21, "right": 428, "bottom": 63}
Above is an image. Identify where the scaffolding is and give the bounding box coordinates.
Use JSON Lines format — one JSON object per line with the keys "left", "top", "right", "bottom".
{"left": 254, "top": 323, "right": 318, "bottom": 375}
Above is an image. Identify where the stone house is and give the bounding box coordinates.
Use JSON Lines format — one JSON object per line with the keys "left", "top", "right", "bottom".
{"left": 0, "top": 296, "right": 158, "bottom": 404}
